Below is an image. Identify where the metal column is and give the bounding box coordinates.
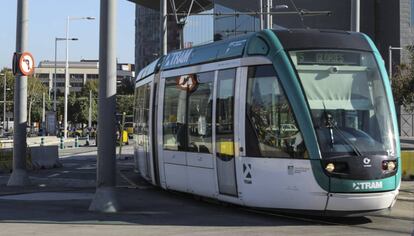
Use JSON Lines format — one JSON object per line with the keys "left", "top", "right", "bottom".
{"left": 8, "top": 0, "right": 30, "bottom": 186}
{"left": 89, "top": 0, "right": 120, "bottom": 212}
{"left": 266, "top": 0, "right": 271, "bottom": 29}
{"left": 351, "top": 0, "right": 360, "bottom": 32}
{"left": 88, "top": 89, "right": 92, "bottom": 129}
{"left": 64, "top": 17, "right": 70, "bottom": 139}
{"left": 3, "top": 74, "right": 6, "bottom": 130}
{"left": 160, "top": 0, "right": 167, "bottom": 55}
{"left": 259, "top": 0, "right": 264, "bottom": 30}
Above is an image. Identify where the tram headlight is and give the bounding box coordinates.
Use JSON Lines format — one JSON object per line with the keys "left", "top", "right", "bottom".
{"left": 382, "top": 160, "right": 397, "bottom": 171}
{"left": 325, "top": 163, "right": 335, "bottom": 173}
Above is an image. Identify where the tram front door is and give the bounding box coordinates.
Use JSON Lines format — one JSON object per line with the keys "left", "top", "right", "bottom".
{"left": 215, "top": 69, "right": 238, "bottom": 196}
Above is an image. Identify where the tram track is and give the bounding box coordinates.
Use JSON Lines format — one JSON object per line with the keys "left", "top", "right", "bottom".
{"left": 239, "top": 207, "right": 413, "bottom": 235}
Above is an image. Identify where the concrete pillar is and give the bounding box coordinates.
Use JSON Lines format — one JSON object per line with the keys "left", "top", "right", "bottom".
{"left": 8, "top": 0, "right": 30, "bottom": 186}
{"left": 89, "top": 0, "right": 120, "bottom": 212}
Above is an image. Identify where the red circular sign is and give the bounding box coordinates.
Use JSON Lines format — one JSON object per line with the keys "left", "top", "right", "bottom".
{"left": 176, "top": 74, "right": 197, "bottom": 91}
{"left": 18, "top": 52, "right": 35, "bottom": 76}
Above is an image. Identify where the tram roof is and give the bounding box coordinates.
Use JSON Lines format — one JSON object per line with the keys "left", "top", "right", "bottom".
{"left": 136, "top": 33, "right": 252, "bottom": 81}
{"left": 273, "top": 29, "right": 372, "bottom": 52}
{"left": 136, "top": 29, "right": 373, "bottom": 82}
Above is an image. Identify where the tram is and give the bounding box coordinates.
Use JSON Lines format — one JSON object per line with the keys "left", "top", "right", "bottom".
{"left": 133, "top": 29, "right": 401, "bottom": 216}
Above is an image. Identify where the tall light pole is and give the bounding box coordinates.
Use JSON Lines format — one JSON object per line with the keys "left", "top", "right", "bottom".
{"left": 351, "top": 0, "right": 360, "bottom": 32}
{"left": 54, "top": 37, "right": 78, "bottom": 112}
{"left": 160, "top": 0, "right": 167, "bottom": 56}
{"left": 89, "top": 89, "right": 92, "bottom": 129}
{"left": 64, "top": 16, "right": 95, "bottom": 139}
{"left": 1, "top": 73, "right": 5, "bottom": 130}
{"left": 389, "top": 46, "right": 403, "bottom": 81}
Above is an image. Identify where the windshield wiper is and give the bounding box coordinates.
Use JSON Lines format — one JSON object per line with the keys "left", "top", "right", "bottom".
{"left": 322, "top": 103, "right": 363, "bottom": 157}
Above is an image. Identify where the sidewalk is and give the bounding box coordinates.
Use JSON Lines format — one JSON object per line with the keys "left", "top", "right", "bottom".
{"left": 399, "top": 181, "right": 414, "bottom": 201}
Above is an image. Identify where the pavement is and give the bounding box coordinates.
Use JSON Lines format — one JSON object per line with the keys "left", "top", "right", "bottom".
{"left": 0, "top": 144, "right": 412, "bottom": 235}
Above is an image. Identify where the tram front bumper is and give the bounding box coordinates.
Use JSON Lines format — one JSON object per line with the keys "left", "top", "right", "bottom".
{"left": 325, "top": 190, "right": 398, "bottom": 212}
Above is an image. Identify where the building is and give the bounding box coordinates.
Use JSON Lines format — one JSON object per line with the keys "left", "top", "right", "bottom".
{"left": 35, "top": 60, "right": 135, "bottom": 94}
{"left": 135, "top": 5, "right": 181, "bottom": 73}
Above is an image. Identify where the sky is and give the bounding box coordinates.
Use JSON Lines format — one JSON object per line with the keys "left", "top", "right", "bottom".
{"left": 0, "top": 0, "right": 135, "bottom": 69}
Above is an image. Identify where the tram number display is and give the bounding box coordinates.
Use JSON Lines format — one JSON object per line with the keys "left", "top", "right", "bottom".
{"left": 296, "top": 51, "right": 361, "bottom": 66}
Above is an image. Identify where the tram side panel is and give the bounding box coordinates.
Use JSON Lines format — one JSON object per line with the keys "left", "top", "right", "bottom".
{"left": 235, "top": 65, "right": 327, "bottom": 211}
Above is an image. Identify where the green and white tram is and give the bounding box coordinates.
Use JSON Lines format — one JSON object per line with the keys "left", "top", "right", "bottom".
{"left": 133, "top": 29, "right": 400, "bottom": 216}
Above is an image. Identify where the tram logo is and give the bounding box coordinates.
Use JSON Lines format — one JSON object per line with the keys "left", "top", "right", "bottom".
{"left": 353, "top": 181, "right": 382, "bottom": 190}
{"left": 163, "top": 49, "right": 193, "bottom": 67}
{"left": 243, "top": 163, "right": 252, "bottom": 184}
{"left": 363, "top": 157, "right": 372, "bottom": 168}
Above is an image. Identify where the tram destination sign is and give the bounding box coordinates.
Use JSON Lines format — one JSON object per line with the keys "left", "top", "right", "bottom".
{"left": 297, "top": 51, "right": 361, "bottom": 66}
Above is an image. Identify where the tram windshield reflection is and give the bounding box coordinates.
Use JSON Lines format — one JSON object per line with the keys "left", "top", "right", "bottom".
{"left": 289, "top": 50, "right": 396, "bottom": 158}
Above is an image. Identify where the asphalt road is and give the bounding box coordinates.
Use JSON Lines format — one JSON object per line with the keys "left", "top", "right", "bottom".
{"left": 0, "top": 145, "right": 412, "bottom": 236}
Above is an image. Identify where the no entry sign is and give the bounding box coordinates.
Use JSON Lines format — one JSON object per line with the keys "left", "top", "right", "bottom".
{"left": 12, "top": 52, "right": 35, "bottom": 76}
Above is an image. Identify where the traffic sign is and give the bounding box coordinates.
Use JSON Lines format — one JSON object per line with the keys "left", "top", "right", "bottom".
{"left": 12, "top": 52, "right": 35, "bottom": 76}
{"left": 18, "top": 52, "right": 35, "bottom": 76}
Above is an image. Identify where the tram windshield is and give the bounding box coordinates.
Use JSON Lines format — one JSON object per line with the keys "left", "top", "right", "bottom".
{"left": 289, "top": 50, "right": 396, "bottom": 158}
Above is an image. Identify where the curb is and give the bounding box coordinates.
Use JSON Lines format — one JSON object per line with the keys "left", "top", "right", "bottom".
{"left": 397, "top": 196, "right": 414, "bottom": 202}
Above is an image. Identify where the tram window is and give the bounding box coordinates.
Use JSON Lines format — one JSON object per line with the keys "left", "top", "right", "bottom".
{"left": 163, "top": 77, "right": 187, "bottom": 151}
{"left": 135, "top": 84, "right": 151, "bottom": 147}
{"left": 216, "top": 69, "right": 236, "bottom": 157}
{"left": 187, "top": 72, "right": 214, "bottom": 154}
{"left": 246, "top": 65, "right": 307, "bottom": 158}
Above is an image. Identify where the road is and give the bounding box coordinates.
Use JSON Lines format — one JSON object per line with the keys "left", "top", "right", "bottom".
{"left": 0, "top": 145, "right": 412, "bottom": 236}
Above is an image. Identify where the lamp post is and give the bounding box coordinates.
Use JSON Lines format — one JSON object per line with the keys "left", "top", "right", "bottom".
{"left": 388, "top": 46, "right": 403, "bottom": 81}
{"left": 54, "top": 37, "right": 78, "bottom": 112}
{"left": 64, "top": 16, "right": 95, "bottom": 139}
{"left": 0, "top": 73, "right": 5, "bottom": 131}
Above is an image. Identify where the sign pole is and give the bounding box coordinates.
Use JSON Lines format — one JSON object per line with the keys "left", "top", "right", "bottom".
{"left": 8, "top": 0, "right": 30, "bottom": 186}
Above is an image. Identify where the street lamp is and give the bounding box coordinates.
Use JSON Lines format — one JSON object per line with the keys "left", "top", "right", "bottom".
{"left": 0, "top": 73, "right": 5, "bottom": 131}
{"left": 54, "top": 37, "right": 78, "bottom": 112}
{"left": 388, "top": 46, "right": 403, "bottom": 81}
{"left": 64, "top": 16, "right": 95, "bottom": 139}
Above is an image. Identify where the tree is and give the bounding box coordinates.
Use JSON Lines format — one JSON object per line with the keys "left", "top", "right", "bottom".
{"left": 28, "top": 75, "right": 48, "bottom": 126}
{"left": 116, "top": 94, "right": 134, "bottom": 115}
{"left": 0, "top": 68, "right": 15, "bottom": 122}
{"left": 117, "top": 77, "right": 134, "bottom": 95}
{"left": 391, "top": 46, "right": 414, "bottom": 112}
{"left": 80, "top": 79, "right": 99, "bottom": 97}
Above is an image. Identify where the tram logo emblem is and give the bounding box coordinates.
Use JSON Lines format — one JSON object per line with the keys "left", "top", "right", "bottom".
{"left": 363, "top": 157, "right": 372, "bottom": 168}
{"left": 243, "top": 163, "right": 252, "bottom": 184}
{"left": 163, "top": 49, "right": 193, "bottom": 67}
{"left": 353, "top": 181, "right": 382, "bottom": 190}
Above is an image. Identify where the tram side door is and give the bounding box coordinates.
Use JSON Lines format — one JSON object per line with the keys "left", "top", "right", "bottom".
{"left": 135, "top": 79, "right": 154, "bottom": 181}
{"left": 215, "top": 68, "right": 238, "bottom": 197}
